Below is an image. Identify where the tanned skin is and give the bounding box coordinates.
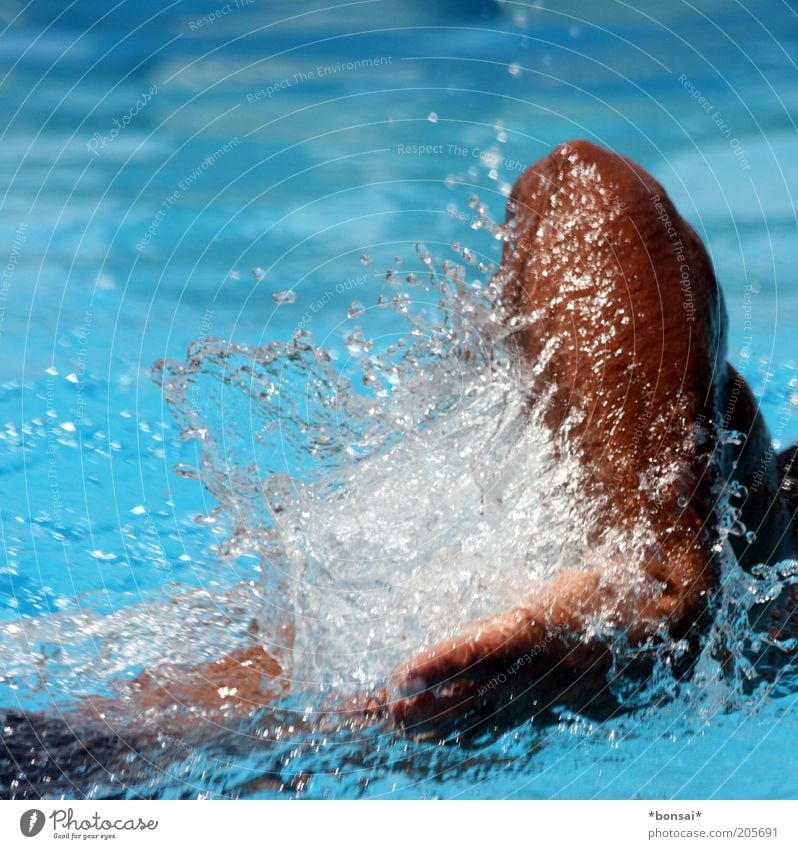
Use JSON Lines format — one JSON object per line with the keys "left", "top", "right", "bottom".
{"left": 387, "top": 140, "right": 796, "bottom": 729}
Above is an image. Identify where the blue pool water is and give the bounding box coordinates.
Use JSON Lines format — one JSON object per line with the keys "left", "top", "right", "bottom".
{"left": 1, "top": 0, "right": 798, "bottom": 798}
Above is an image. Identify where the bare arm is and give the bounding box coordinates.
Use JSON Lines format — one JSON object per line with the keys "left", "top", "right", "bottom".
{"left": 388, "top": 562, "right": 710, "bottom": 731}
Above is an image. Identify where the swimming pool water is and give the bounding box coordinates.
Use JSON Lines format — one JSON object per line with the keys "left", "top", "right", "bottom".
{"left": 1, "top": 0, "right": 798, "bottom": 799}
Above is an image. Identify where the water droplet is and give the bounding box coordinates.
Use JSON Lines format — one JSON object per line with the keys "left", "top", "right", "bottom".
{"left": 229, "top": 270, "right": 241, "bottom": 280}
{"left": 508, "top": 62, "right": 522, "bottom": 78}
{"left": 360, "top": 253, "right": 372, "bottom": 265}
{"left": 345, "top": 329, "right": 365, "bottom": 354}
{"left": 273, "top": 290, "right": 296, "bottom": 305}
{"left": 730, "top": 480, "right": 749, "bottom": 499}
{"left": 723, "top": 429, "right": 745, "bottom": 446}
{"left": 745, "top": 530, "right": 757, "bottom": 544}
{"left": 428, "top": 112, "right": 438, "bottom": 123}
{"left": 252, "top": 266, "right": 266, "bottom": 282}
{"left": 348, "top": 301, "right": 365, "bottom": 318}
{"left": 728, "top": 520, "right": 746, "bottom": 537}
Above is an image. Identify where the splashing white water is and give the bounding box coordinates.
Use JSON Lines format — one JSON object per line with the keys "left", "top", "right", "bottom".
{"left": 152, "top": 245, "right": 615, "bottom": 693}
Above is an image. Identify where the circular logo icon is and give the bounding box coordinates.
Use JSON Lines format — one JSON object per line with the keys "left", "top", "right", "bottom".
{"left": 20, "top": 810, "right": 45, "bottom": 837}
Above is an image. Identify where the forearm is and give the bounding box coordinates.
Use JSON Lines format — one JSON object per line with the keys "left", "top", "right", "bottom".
{"left": 388, "top": 566, "right": 701, "bottom": 730}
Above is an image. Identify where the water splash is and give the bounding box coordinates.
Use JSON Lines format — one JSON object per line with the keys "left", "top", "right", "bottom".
{"left": 151, "top": 249, "right": 601, "bottom": 694}
{"left": 149, "top": 239, "right": 798, "bottom": 712}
